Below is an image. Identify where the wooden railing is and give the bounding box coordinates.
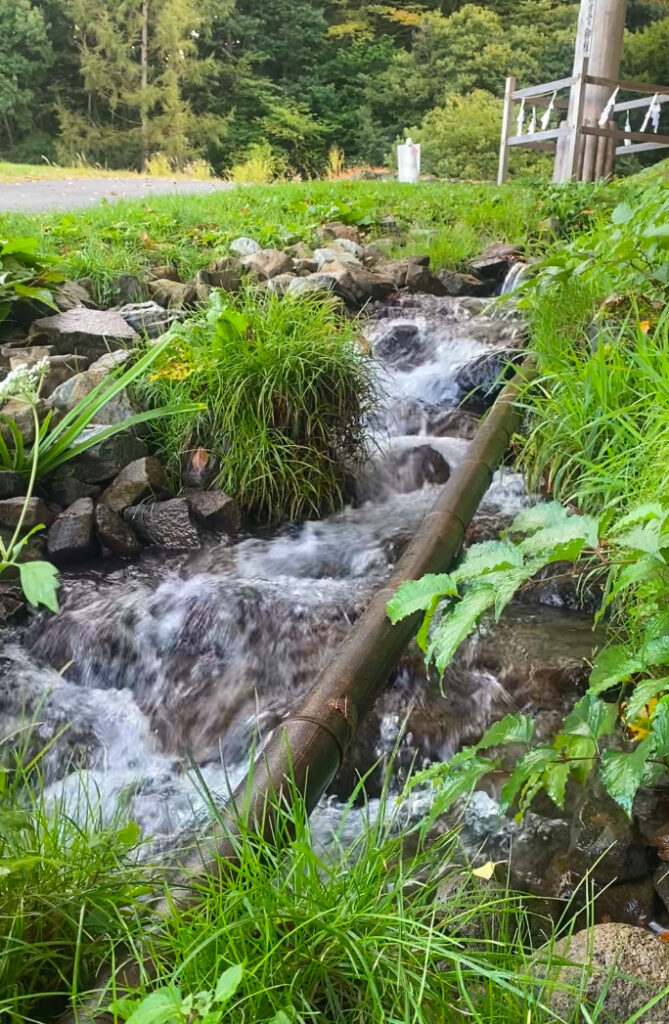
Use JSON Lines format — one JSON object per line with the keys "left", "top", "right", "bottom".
{"left": 498, "top": 58, "right": 669, "bottom": 184}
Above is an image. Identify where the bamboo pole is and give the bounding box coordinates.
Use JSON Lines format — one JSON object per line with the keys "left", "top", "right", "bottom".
{"left": 67, "top": 361, "right": 532, "bottom": 1022}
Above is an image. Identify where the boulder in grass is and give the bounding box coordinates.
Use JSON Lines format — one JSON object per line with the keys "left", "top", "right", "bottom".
{"left": 230, "top": 236, "right": 261, "bottom": 258}
{"left": 53, "top": 280, "right": 97, "bottom": 311}
{"left": 314, "top": 247, "right": 360, "bottom": 269}
{"left": 147, "top": 279, "right": 199, "bottom": 310}
{"left": 284, "top": 241, "right": 313, "bottom": 261}
{"left": 184, "top": 489, "right": 241, "bottom": 534}
{"left": 266, "top": 273, "right": 298, "bottom": 296}
{"left": 99, "top": 456, "right": 170, "bottom": 513}
{"left": 28, "top": 307, "right": 139, "bottom": 360}
{"left": 47, "top": 497, "right": 98, "bottom": 563}
{"left": 194, "top": 257, "right": 243, "bottom": 293}
{"left": 286, "top": 275, "right": 337, "bottom": 300}
{"left": 118, "top": 300, "right": 181, "bottom": 339}
{"left": 124, "top": 498, "right": 200, "bottom": 550}
{"left": 469, "top": 243, "right": 524, "bottom": 282}
{"left": 242, "top": 249, "right": 294, "bottom": 282}
{"left": 94, "top": 502, "right": 142, "bottom": 558}
{"left": 318, "top": 223, "right": 362, "bottom": 244}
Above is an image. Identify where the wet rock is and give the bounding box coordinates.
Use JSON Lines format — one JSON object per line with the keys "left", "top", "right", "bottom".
{"left": 184, "top": 489, "right": 241, "bottom": 534}
{"left": 0, "top": 496, "right": 54, "bottom": 530}
{"left": 286, "top": 275, "right": 337, "bottom": 300}
{"left": 43, "top": 468, "right": 101, "bottom": 506}
{"left": 181, "top": 448, "right": 219, "bottom": 489}
{"left": 404, "top": 262, "right": 449, "bottom": 296}
{"left": 47, "top": 497, "right": 98, "bottom": 563}
{"left": 592, "top": 877, "right": 657, "bottom": 928}
{"left": 118, "top": 300, "right": 181, "bottom": 339}
{"left": 124, "top": 498, "right": 200, "bottom": 550}
{"left": 456, "top": 349, "right": 517, "bottom": 414}
{"left": 469, "top": 243, "right": 524, "bottom": 282}
{"left": 116, "top": 274, "right": 148, "bottom": 304}
{"left": 0, "top": 583, "right": 25, "bottom": 621}
{"left": 654, "top": 864, "right": 669, "bottom": 916}
{"left": 567, "top": 777, "right": 650, "bottom": 886}
{"left": 99, "top": 456, "right": 170, "bottom": 512}
{"left": 319, "top": 223, "right": 361, "bottom": 244}
{"left": 265, "top": 273, "right": 298, "bottom": 295}
{"left": 392, "top": 444, "right": 450, "bottom": 491}
{"left": 241, "top": 249, "right": 293, "bottom": 281}
{"left": 67, "top": 427, "right": 148, "bottom": 484}
{"left": 28, "top": 308, "right": 139, "bottom": 360}
{"left": 54, "top": 280, "right": 97, "bottom": 311}
{"left": 1, "top": 342, "right": 53, "bottom": 365}
{"left": 147, "top": 279, "right": 199, "bottom": 310}
{"left": 371, "top": 322, "right": 427, "bottom": 370}
{"left": 0, "top": 525, "right": 46, "bottom": 563}
{"left": 319, "top": 261, "right": 394, "bottom": 307}
{"left": 549, "top": 924, "right": 669, "bottom": 1020}
{"left": 229, "top": 236, "right": 261, "bottom": 257}
{"left": 94, "top": 502, "right": 142, "bottom": 558}
{"left": 438, "top": 269, "right": 491, "bottom": 297}
{"left": 0, "top": 471, "right": 25, "bottom": 499}
{"left": 48, "top": 369, "right": 139, "bottom": 425}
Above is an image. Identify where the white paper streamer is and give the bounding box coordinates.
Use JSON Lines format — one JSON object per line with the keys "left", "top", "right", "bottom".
{"left": 624, "top": 111, "right": 632, "bottom": 146}
{"left": 541, "top": 91, "right": 557, "bottom": 131}
{"left": 528, "top": 107, "right": 537, "bottom": 134}
{"left": 598, "top": 87, "right": 619, "bottom": 127}
{"left": 516, "top": 98, "right": 525, "bottom": 136}
{"left": 640, "top": 93, "right": 659, "bottom": 134}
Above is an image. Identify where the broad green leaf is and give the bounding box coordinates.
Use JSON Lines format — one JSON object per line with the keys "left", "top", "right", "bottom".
{"left": 427, "top": 586, "right": 496, "bottom": 675}
{"left": 117, "top": 820, "right": 141, "bottom": 846}
{"left": 624, "top": 676, "right": 669, "bottom": 723}
{"left": 12, "top": 284, "right": 56, "bottom": 307}
{"left": 477, "top": 713, "right": 535, "bottom": 750}
{"left": 612, "top": 521, "right": 664, "bottom": 559}
{"left": 520, "top": 515, "right": 599, "bottom": 561}
{"left": 450, "top": 540, "right": 523, "bottom": 584}
{"left": 267, "top": 1012, "right": 294, "bottom": 1024}
{"left": 611, "top": 202, "right": 634, "bottom": 225}
{"left": 544, "top": 760, "right": 571, "bottom": 809}
{"left": 214, "top": 963, "right": 243, "bottom": 1004}
{"left": 615, "top": 553, "right": 666, "bottom": 591}
{"left": 589, "top": 645, "right": 644, "bottom": 695}
{"left": 613, "top": 503, "right": 666, "bottom": 532}
{"left": 562, "top": 694, "right": 618, "bottom": 741}
{"left": 125, "top": 987, "right": 183, "bottom": 1024}
{"left": 425, "top": 757, "right": 495, "bottom": 828}
{"left": 650, "top": 700, "right": 669, "bottom": 756}
{"left": 600, "top": 737, "right": 654, "bottom": 816}
{"left": 387, "top": 573, "right": 456, "bottom": 624}
{"left": 18, "top": 560, "right": 59, "bottom": 613}
{"left": 0, "top": 237, "right": 39, "bottom": 256}
{"left": 509, "top": 501, "right": 569, "bottom": 535}
{"left": 501, "top": 747, "right": 558, "bottom": 811}
{"left": 644, "top": 635, "right": 669, "bottom": 669}
{"left": 553, "top": 732, "right": 596, "bottom": 783}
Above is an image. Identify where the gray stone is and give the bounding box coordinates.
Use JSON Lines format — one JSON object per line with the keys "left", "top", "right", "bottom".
{"left": 67, "top": 427, "right": 148, "bottom": 484}
{"left": 329, "top": 238, "right": 365, "bottom": 259}
{"left": 0, "top": 526, "right": 46, "bottom": 564}
{"left": 0, "top": 398, "right": 50, "bottom": 445}
{"left": 184, "top": 489, "right": 241, "bottom": 534}
{"left": 29, "top": 307, "right": 138, "bottom": 360}
{"left": 124, "top": 498, "right": 200, "bottom": 550}
{"left": 94, "top": 502, "right": 142, "bottom": 557}
{"left": 549, "top": 924, "right": 669, "bottom": 1021}
{"left": 266, "top": 273, "right": 298, "bottom": 296}
{"left": 284, "top": 242, "right": 313, "bottom": 261}
{"left": 194, "top": 257, "right": 243, "bottom": 292}
{"left": 89, "top": 350, "right": 132, "bottom": 373}
{"left": 118, "top": 300, "right": 181, "bottom": 339}
{"left": 242, "top": 249, "right": 294, "bottom": 282}
{"left": 654, "top": 864, "right": 669, "bottom": 915}
{"left": 314, "top": 246, "right": 359, "bottom": 268}
{"left": 318, "top": 223, "right": 361, "bottom": 244}
{"left": 229, "top": 236, "right": 261, "bottom": 257}
{"left": 48, "top": 369, "right": 140, "bottom": 426}
{"left": 403, "top": 263, "right": 448, "bottom": 296}
{"left": 438, "top": 269, "right": 491, "bottom": 297}
{"left": 1, "top": 343, "right": 53, "bottom": 363}
{"left": 318, "top": 261, "right": 394, "bottom": 307}
{"left": 0, "top": 471, "right": 25, "bottom": 499}
{"left": 54, "top": 280, "right": 97, "bottom": 311}
{"left": 47, "top": 497, "right": 97, "bottom": 562}
{"left": 0, "top": 496, "right": 54, "bottom": 530}
{"left": 44, "top": 468, "right": 101, "bottom": 506}
{"left": 99, "top": 456, "right": 170, "bottom": 512}
{"left": 116, "top": 274, "right": 148, "bottom": 304}
{"left": 371, "top": 322, "right": 426, "bottom": 370}
{"left": 151, "top": 266, "right": 181, "bottom": 282}
{"left": 40, "top": 354, "right": 91, "bottom": 398}
{"left": 286, "top": 275, "right": 337, "bottom": 300}
{"left": 147, "top": 279, "right": 199, "bottom": 310}
{"left": 293, "top": 258, "right": 319, "bottom": 274}
{"left": 567, "top": 776, "right": 650, "bottom": 886}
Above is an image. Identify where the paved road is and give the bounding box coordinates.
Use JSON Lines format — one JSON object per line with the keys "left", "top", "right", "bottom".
{"left": 0, "top": 176, "right": 236, "bottom": 213}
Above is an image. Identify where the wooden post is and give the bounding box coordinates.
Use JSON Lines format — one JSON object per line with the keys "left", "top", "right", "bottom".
{"left": 497, "top": 76, "right": 516, "bottom": 185}
{"left": 563, "top": 57, "right": 589, "bottom": 181}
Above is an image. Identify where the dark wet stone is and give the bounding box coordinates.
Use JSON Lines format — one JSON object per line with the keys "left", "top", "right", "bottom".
{"left": 43, "top": 468, "right": 101, "bottom": 506}
{"left": 99, "top": 457, "right": 170, "bottom": 512}
{"left": 0, "top": 496, "right": 54, "bottom": 530}
{"left": 68, "top": 428, "right": 148, "bottom": 484}
{"left": 124, "top": 498, "right": 200, "bottom": 550}
{"left": 94, "top": 502, "right": 142, "bottom": 558}
{"left": 371, "top": 322, "right": 426, "bottom": 370}
{"left": 0, "top": 471, "right": 25, "bottom": 499}
{"left": 456, "top": 349, "right": 517, "bottom": 414}
{"left": 116, "top": 274, "right": 148, "bottom": 304}
{"left": 47, "top": 497, "right": 98, "bottom": 563}
{"left": 184, "top": 489, "right": 241, "bottom": 534}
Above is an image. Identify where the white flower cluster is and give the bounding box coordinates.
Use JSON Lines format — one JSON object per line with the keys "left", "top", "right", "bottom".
{"left": 0, "top": 358, "right": 50, "bottom": 404}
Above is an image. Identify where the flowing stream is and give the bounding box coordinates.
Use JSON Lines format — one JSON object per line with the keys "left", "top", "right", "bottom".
{"left": 0, "top": 287, "right": 598, "bottom": 849}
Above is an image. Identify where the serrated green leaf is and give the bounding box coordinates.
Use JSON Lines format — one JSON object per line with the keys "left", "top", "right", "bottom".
{"left": 214, "top": 963, "right": 243, "bottom": 1004}
{"left": 0, "top": 237, "right": 39, "bottom": 256}
{"left": 520, "top": 515, "right": 599, "bottom": 561}
{"left": 427, "top": 586, "right": 496, "bottom": 675}
{"left": 425, "top": 757, "right": 495, "bottom": 827}
{"left": 589, "top": 645, "right": 644, "bottom": 695}
{"left": 611, "top": 202, "right": 634, "bottom": 225}
{"left": 562, "top": 694, "right": 618, "bottom": 741}
{"left": 117, "top": 820, "right": 141, "bottom": 846}
{"left": 624, "top": 676, "right": 669, "bottom": 723}
{"left": 509, "top": 501, "right": 570, "bottom": 535}
{"left": 450, "top": 540, "right": 523, "bottom": 584}
{"left": 387, "top": 573, "right": 456, "bottom": 624}
{"left": 501, "top": 747, "right": 558, "bottom": 811}
{"left": 554, "top": 732, "right": 596, "bottom": 783}
{"left": 644, "top": 634, "right": 669, "bottom": 668}
{"left": 615, "top": 554, "right": 666, "bottom": 591}
{"left": 125, "top": 987, "right": 182, "bottom": 1024}
{"left": 477, "top": 713, "right": 535, "bottom": 750}
{"left": 650, "top": 700, "right": 669, "bottom": 756}
{"left": 600, "top": 737, "right": 654, "bottom": 816}
{"left": 613, "top": 503, "right": 666, "bottom": 532}
{"left": 544, "top": 760, "right": 571, "bottom": 808}
{"left": 18, "top": 560, "right": 59, "bottom": 613}
{"left": 612, "top": 521, "right": 664, "bottom": 559}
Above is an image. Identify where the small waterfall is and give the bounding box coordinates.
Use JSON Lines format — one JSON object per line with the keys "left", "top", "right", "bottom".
{"left": 500, "top": 261, "right": 530, "bottom": 296}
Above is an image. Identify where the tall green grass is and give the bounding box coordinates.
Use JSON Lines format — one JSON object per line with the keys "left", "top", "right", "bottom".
{"left": 136, "top": 289, "right": 376, "bottom": 522}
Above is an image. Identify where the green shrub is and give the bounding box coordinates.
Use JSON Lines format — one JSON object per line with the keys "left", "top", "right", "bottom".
{"left": 136, "top": 290, "right": 376, "bottom": 522}
{"left": 0, "top": 235, "right": 61, "bottom": 323}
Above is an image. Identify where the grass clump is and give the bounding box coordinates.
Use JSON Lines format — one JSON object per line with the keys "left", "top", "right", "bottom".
{"left": 136, "top": 290, "right": 376, "bottom": 522}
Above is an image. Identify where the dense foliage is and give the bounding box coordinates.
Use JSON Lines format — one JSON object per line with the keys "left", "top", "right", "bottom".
{"left": 2, "top": 0, "right": 668, "bottom": 177}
